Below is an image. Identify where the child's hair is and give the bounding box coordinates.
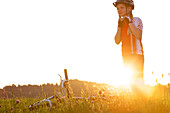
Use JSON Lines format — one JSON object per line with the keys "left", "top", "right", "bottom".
{"left": 126, "top": 4, "right": 133, "bottom": 20}
{"left": 129, "top": 11, "right": 133, "bottom": 21}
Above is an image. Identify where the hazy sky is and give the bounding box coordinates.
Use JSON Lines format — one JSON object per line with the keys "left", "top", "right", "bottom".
{"left": 0, "top": 0, "right": 170, "bottom": 88}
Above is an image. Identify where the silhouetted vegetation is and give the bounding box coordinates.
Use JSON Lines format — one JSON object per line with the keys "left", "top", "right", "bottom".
{"left": 0, "top": 80, "right": 170, "bottom": 113}
{"left": 0, "top": 79, "right": 108, "bottom": 98}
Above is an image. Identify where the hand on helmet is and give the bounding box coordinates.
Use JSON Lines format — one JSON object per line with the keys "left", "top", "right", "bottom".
{"left": 124, "top": 16, "right": 132, "bottom": 24}
{"left": 118, "top": 16, "right": 132, "bottom": 28}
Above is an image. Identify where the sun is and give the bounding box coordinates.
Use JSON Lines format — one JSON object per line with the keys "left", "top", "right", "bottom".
{"left": 108, "top": 65, "right": 134, "bottom": 86}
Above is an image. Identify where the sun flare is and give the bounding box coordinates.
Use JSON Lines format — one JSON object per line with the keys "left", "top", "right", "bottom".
{"left": 108, "top": 66, "right": 134, "bottom": 86}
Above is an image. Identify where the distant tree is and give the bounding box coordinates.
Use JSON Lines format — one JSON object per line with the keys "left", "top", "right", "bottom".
{"left": 1, "top": 79, "right": 109, "bottom": 98}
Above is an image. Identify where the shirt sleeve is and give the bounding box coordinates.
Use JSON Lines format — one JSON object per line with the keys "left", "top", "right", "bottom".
{"left": 133, "top": 17, "right": 143, "bottom": 31}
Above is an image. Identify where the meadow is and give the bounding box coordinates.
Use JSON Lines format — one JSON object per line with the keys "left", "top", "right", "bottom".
{"left": 0, "top": 84, "right": 170, "bottom": 113}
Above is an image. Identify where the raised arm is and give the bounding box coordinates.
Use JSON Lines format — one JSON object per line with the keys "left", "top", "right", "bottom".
{"left": 115, "top": 18, "right": 123, "bottom": 44}
{"left": 124, "top": 16, "right": 143, "bottom": 40}
{"left": 115, "top": 27, "right": 122, "bottom": 44}
{"left": 128, "top": 23, "right": 142, "bottom": 40}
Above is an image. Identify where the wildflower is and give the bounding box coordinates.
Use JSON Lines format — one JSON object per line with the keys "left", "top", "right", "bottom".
{"left": 16, "top": 99, "right": 20, "bottom": 104}
{"left": 11, "top": 107, "right": 13, "bottom": 113}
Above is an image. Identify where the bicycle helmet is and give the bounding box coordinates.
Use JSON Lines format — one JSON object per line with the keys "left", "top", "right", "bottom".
{"left": 113, "top": 0, "right": 134, "bottom": 10}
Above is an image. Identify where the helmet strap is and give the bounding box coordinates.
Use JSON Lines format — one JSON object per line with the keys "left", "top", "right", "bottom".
{"left": 125, "top": 5, "right": 129, "bottom": 16}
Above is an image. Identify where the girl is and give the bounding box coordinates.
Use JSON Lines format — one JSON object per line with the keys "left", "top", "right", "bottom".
{"left": 113, "top": 0, "right": 144, "bottom": 83}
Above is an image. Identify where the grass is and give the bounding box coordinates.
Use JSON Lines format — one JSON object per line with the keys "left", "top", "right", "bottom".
{"left": 0, "top": 85, "right": 170, "bottom": 113}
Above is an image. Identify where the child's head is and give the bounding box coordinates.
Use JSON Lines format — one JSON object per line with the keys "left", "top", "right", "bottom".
{"left": 113, "top": 0, "right": 134, "bottom": 17}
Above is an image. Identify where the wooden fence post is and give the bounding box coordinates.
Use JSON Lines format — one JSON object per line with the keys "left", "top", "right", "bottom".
{"left": 64, "top": 69, "right": 68, "bottom": 80}
{"left": 64, "top": 69, "right": 70, "bottom": 98}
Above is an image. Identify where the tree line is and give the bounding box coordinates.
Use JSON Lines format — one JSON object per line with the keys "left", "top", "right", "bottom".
{"left": 1, "top": 80, "right": 169, "bottom": 99}
{"left": 0, "top": 79, "right": 108, "bottom": 99}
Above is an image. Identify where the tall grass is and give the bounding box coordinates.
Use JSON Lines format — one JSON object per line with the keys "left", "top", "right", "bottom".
{"left": 0, "top": 85, "right": 170, "bottom": 113}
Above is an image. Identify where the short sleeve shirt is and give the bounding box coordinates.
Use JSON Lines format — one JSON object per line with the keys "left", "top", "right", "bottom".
{"left": 132, "top": 17, "right": 143, "bottom": 31}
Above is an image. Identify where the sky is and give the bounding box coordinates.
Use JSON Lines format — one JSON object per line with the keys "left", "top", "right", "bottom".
{"left": 0, "top": 0, "right": 170, "bottom": 88}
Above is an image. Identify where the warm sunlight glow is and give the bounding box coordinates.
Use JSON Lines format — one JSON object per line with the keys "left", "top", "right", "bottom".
{"left": 0, "top": 1, "right": 170, "bottom": 89}
{"left": 144, "top": 71, "right": 170, "bottom": 86}
{"left": 109, "top": 66, "right": 134, "bottom": 86}
{"left": 145, "top": 79, "right": 157, "bottom": 86}
{"left": 121, "top": 66, "right": 133, "bottom": 84}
